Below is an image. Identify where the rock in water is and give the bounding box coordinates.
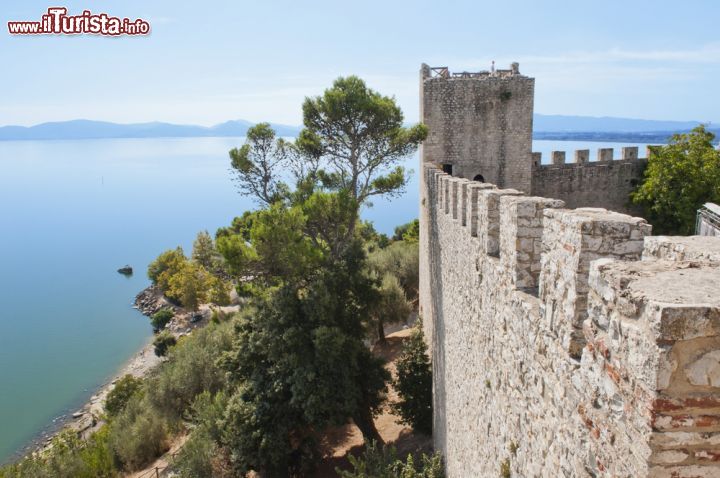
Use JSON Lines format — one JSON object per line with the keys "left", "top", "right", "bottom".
{"left": 117, "top": 265, "right": 133, "bottom": 275}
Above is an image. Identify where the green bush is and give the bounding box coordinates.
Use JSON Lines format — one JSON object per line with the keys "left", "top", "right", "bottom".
{"left": 146, "top": 321, "right": 234, "bottom": 424}
{"left": 632, "top": 125, "right": 720, "bottom": 234}
{"left": 393, "top": 323, "right": 433, "bottom": 435}
{"left": 108, "top": 395, "right": 168, "bottom": 471}
{"left": 0, "top": 427, "right": 117, "bottom": 478}
{"left": 172, "top": 392, "right": 230, "bottom": 478}
{"left": 150, "top": 308, "right": 174, "bottom": 332}
{"left": 338, "top": 441, "right": 443, "bottom": 478}
{"left": 393, "top": 219, "right": 419, "bottom": 243}
{"left": 153, "top": 331, "right": 177, "bottom": 357}
{"left": 105, "top": 374, "right": 143, "bottom": 417}
{"left": 147, "top": 247, "right": 186, "bottom": 291}
{"left": 368, "top": 241, "right": 419, "bottom": 302}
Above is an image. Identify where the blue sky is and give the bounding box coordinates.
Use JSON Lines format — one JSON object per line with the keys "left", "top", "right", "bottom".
{"left": 2, "top": 0, "right": 719, "bottom": 126}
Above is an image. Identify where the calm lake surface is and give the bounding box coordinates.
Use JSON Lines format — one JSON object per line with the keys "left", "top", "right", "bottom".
{"left": 0, "top": 137, "right": 654, "bottom": 462}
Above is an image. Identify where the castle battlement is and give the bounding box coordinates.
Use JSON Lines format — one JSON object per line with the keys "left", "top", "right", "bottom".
{"left": 420, "top": 162, "right": 720, "bottom": 477}
{"left": 534, "top": 146, "right": 646, "bottom": 166}
{"left": 420, "top": 63, "right": 651, "bottom": 214}
{"left": 421, "top": 62, "right": 525, "bottom": 80}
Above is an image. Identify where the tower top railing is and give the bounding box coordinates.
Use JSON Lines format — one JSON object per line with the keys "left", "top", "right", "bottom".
{"left": 423, "top": 62, "right": 522, "bottom": 80}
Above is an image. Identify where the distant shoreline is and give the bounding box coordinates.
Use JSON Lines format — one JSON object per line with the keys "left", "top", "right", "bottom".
{"left": 0, "top": 132, "right": 714, "bottom": 145}
{"left": 0, "top": 116, "right": 715, "bottom": 143}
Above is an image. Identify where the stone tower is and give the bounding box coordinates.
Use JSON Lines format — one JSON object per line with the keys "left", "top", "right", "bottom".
{"left": 419, "top": 62, "right": 535, "bottom": 192}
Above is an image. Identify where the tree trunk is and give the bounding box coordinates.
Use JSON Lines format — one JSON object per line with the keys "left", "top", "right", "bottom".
{"left": 353, "top": 406, "right": 384, "bottom": 446}
{"left": 376, "top": 319, "right": 386, "bottom": 345}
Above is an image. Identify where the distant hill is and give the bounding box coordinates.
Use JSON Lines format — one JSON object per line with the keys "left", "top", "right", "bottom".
{"left": 0, "top": 119, "right": 301, "bottom": 141}
{"left": 0, "top": 115, "right": 716, "bottom": 142}
{"left": 533, "top": 114, "right": 708, "bottom": 133}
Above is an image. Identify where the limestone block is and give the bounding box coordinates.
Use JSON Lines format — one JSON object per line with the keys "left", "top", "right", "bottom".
{"left": 574, "top": 149, "right": 590, "bottom": 164}
{"left": 643, "top": 236, "right": 720, "bottom": 262}
{"left": 551, "top": 151, "right": 566, "bottom": 165}
{"left": 597, "top": 148, "right": 614, "bottom": 162}
{"left": 622, "top": 146, "right": 639, "bottom": 160}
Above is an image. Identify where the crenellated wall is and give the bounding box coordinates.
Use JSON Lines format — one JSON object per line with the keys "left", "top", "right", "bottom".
{"left": 419, "top": 164, "right": 720, "bottom": 477}
{"left": 420, "top": 63, "right": 535, "bottom": 191}
{"left": 531, "top": 147, "right": 648, "bottom": 214}
{"left": 419, "top": 64, "right": 651, "bottom": 216}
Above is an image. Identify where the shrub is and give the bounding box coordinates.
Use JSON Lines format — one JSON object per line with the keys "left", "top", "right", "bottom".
{"left": 105, "top": 375, "right": 143, "bottom": 417}
{"left": 338, "top": 441, "right": 444, "bottom": 478}
{"left": 393, "top": 323, "right": 433, "bottom": 435}
{"left": 368, "top": 241, "right": 419, "bottom": 302}
{"left": 147, "top": 247, "right": 186, "bottom": 291}
{"left": 108, "top": 396, "right": 168, "bottom": 471}
{"left": 393, "top": 219, "right": 419, "bottom": 243}
{"left": 0, "top": 428, "right": 117, "bottom": 478}
{"left": 632, "top": 125, "right": 720, "bottom": 234}
{"left": 146, "top": 321, "right": 234, "bottom": 424}
{"left": 172, "top": 392, "right": 230, "bottom": 478}
{"left": 150, "top": 308, "right": 174, "bottom": 332}
{"left": 153, "top": 331, "right": 177, "bottom": 357}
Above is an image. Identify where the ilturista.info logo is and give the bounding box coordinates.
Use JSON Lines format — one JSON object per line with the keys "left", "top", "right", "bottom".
{"left": 8, "top": 7, "right": 150, "bottom": 36}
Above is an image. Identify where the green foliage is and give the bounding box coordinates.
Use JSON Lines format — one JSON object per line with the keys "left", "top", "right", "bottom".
{"left": 360, "top": 221, "right": 391, "bottom": 251}
{"left": 147, "top": 247, "right": 186, "bottom": 291}
{"left": 372, "top": 274, "right": 412, "bottom": 342}
{"left": 148, "top": 243, "right": 232, "bottom": 310}
{"left": 632, "top": 125, "right": 720, "bottom": 234}
{"left": 153, "top": 330, "right": 177, "bottom": 357}
{"left": 147, "top": 321, "right": 234, "bottom": 424}
{"left": 368, "top": 241, "right": 419, "bottom": 303}
{"left": 393, "top": 324, "right": 433, "bottom": 435}
{"left": 393, "top": 219, "right": 419, "bottom": 243}
{"left": 220, "top": 257, "right": 390, "bottom": 474}
{"left": 215, "top": 210, "right": 256, "bottom": 241}
{"left": 0, "top": 427, "right": 117, "bottom": 478}
{"left": 192, "top": 230, "right": 224, "bottom": 274}
{"left": 229, "top": 123, "right": 292, "bottom": 206}
{"left": 338, "top": 441, "right": 444, "bottom": 478}
{"left": 166, "top": 261, "right": 211, "bottom": 311}
{"left": 173, "top": 392, "right": 231, "bottom": 478}
{"left": 105, "top": 374, "right": 143, "bottom": 418}
{"left": 215, "top": 186, "right": 391, "bottom": 473}
{"left": 298, "top": 76, "right": 427, "bottom": 204}
{"left": 217, "top": 192, "right": 362, "bottom": 288}
{"left": 108, "top": 395, "right": 168, "bottom": 471}
{"left": 150, "top": 308, "right": 174, "bottom": 332}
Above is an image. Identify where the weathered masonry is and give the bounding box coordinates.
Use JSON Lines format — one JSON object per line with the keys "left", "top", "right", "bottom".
{"left": 420, "top": 63, "right": 648, "bottom": 214}
{"left": 418, "top": 64, "right": 720, "bottom": 477}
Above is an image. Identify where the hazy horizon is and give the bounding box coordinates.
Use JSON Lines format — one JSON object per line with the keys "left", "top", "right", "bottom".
{"left": 3, "top": 0, "right": 720, "bottom": 127}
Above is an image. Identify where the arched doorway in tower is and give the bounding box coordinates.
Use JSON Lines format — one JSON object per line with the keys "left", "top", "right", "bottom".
{"left": 473, "top": 174, "right": 485, "bottom": 182}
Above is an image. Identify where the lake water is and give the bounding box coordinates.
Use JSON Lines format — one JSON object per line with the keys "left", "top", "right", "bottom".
{"left": 0, "top": 137, "right": 654, "bottom": 462}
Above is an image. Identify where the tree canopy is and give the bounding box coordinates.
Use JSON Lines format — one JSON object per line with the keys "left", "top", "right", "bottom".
{"left": 632, "top": 125, "right": 720, "bottom": 234}
{"left": 297, "top": 76, "right": 427, "bottom": 205}
{"left": 229, "top": 123, "right": 292, "bottom": 206}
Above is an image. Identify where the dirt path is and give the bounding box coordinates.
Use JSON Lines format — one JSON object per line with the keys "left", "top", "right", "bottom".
{"left": 124, "top": 434, "right": 188, "bottom": 478}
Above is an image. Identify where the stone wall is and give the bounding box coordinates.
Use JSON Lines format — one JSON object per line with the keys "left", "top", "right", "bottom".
{"left": 531, "top": 147, "right": 648, "bottom": 214}
{"left": 420, "top": 64, "right": 535, "bottom": 191}
{"left": 419, "top": 164, "right": 720, "bottom": 477}
{"left": 419, "top": 64, "right": 651, "bottom": 216}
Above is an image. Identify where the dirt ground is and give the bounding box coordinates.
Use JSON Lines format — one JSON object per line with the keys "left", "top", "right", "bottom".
{"left": 315, "top": 328, "right": 433, "bottom": 477}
